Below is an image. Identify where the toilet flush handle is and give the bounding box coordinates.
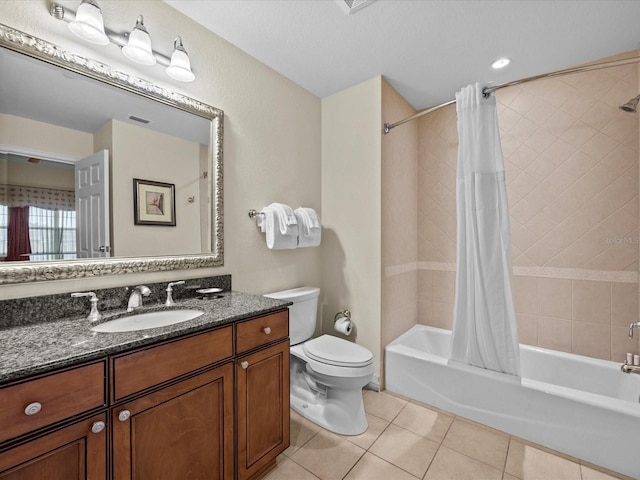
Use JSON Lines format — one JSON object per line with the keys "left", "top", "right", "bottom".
{"left": 263, "top": 327, "right": 271, "bottom": 335}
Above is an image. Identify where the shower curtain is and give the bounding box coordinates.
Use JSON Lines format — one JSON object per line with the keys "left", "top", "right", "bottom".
{"left": 450, "top": 83, "right": 520, "bottom": 376}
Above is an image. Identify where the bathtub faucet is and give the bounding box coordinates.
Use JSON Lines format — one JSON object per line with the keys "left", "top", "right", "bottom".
{"left": 629, "top": 322, "right": 640, "bottom": 338}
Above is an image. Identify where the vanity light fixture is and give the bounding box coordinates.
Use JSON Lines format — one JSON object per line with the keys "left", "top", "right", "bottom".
{"left": 166, "top": 37, "right": 195, "bottom": 83}
{"left": 491, "top": 57, "right": 511, "bottom": 69}
{"left": 50, "top": 1, "right": 195, "bottom": 82}
{"left": 67, "top": 0, "right": 109, "bottom": 46}
{"left": 122, "top": 16, "right": 156, "bottom": 66}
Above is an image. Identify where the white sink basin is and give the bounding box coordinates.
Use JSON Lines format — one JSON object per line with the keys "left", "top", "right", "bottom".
{"left": 91, "top": 309, "right": 204, "bottom": 333}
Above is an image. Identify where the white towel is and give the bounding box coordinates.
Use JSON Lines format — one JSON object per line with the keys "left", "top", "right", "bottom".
{"left": 258, "top": 203, "right": 298, "bottom": 249}
{"left": 294, "top": 207, "right": 321, "bottom": 247}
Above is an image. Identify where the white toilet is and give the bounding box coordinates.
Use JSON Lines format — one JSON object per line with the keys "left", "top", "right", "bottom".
{"left": 264, "top": 287, "right": 373, "bottom": 435}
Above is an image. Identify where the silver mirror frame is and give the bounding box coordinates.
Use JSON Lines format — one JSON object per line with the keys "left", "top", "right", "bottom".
{"left": 0, "top": 23, "right": 223, "bottom": 285}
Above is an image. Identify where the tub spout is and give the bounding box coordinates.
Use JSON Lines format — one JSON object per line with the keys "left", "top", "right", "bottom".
{"left": 629, "top": 322, "right": 640, "bottom": 338}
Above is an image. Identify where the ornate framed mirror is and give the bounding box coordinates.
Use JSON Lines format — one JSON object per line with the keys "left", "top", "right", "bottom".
{"left": 0, "top": 23, "right": 223, "bottom": 285}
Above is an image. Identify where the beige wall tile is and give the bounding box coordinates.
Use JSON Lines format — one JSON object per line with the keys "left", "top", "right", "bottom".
{"left": 611, "top": 325, "right": 640, "bottom": 362}
{"left": 418, "top": 269, "right": 433, "bottom": 302}
{"left": 572, "top": 321, "right": 611, "bottom": 360}
{"left": 538, "top": 278, "right": 572, "bottom": 319}
{"left": 538, "top": 316, "right": 572, "bottom": 353}
{"left": 611, "top": 283, "right": 639, "bottom": 327}
{"left": 512, "top": 276, "right": 538, "bottom": 315}
{"left": 572, "top": 280, "right": 611, "bottom": 324}
{"left": 432, "top": 270, "right": 456, "bottom": 303}
{"left": 431, "top": 301, "right": 454, "bottom": 330}
{"left": 516, "top": 313, "right": 538, "bottom": 346}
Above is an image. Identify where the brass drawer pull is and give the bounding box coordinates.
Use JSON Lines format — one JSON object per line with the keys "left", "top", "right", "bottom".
{"left": 24, "top": 402, "right": 42, "bottom": 416}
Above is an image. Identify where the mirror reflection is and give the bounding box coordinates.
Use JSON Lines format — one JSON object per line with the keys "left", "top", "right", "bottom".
{"left": 0, "top": 46, "right": 212, "bottom": 262}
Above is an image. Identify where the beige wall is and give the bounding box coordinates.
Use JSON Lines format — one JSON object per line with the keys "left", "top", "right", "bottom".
{"left": 418, "top": 52, "right": 640, "bottom": 361}
{"left": 0, "top": 113, "right": 93, "bottom": 160}
{"left": 108, "top": 120, "right": 201, "bottom": 257}
{"left": 321, "top": 77, "right": 382, "bottom": 378}
{"left": 0, "top": 0, "right": 322, "bottom": 299}
{"left": 0, "top": 159, "right": 74, "bottom": 190}
{"left": 380, "top": 80, "right": 418, "bottom": 370}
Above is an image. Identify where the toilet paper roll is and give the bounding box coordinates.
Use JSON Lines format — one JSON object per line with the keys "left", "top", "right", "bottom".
{"left": 335, "top": 317, "right": 352, "bottom": 336}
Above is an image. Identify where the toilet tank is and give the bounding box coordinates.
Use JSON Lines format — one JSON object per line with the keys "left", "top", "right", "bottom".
{"left": 263, "top": 287, "right": 319, "bottom": 345}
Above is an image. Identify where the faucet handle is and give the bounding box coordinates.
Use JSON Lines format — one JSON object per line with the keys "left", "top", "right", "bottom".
{"left": 165, "top": 281, "right": 185, "bottom": 306}
{"left": 71, "top": 292, "right": 103, "bottom": 323}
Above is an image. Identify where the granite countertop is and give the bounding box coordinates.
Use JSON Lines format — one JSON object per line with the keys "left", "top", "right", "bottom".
{"left": 0, "top": 291, "right": 289, "bottom": 385}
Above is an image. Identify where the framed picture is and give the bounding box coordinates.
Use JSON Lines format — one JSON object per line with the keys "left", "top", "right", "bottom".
{"left": 133, "top": 178, "right": 176, "bottom": 226}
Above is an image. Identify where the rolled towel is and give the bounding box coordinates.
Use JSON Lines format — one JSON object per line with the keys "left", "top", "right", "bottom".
{"left": 294, "top": 207, "right": 321, "bottom": 247}
{"left": 259, "top": 204, "right": 298, "bottom": 250}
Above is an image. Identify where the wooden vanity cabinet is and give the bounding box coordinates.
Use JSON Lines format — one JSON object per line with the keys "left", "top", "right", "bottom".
{"left": 235, "top": 312, "right": 290, "bottom": 480}
{"left": 0, "top": 308, "right": 290, "bottom": 480}
{"left": 0, "top": 413, "right": 108, "bottom": 480}
{"left": 111, "top": 363, "right": 234, "bottom": 480}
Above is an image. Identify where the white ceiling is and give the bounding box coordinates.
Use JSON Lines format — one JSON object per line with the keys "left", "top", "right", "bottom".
{"left": 165, "top": 0, "right": 640, "bottom": 111}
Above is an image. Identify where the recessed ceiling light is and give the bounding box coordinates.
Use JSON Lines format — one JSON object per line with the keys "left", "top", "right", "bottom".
{"left": 491, "top": 57, "right": 511, "bottom": 69}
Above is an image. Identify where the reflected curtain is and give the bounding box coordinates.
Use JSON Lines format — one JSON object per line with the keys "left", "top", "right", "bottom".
{"left": 29, "top": 207, "right": 76, "bottom": 261}
{"left": 450, "top": 83, "right": 520, "bottom": 376}
{"left": 6, "top": 206, "right": 31, "bottom": 261}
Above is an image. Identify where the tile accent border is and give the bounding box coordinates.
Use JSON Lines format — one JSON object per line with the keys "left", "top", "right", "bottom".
{"left": 385, "top": 261, "right": 638, "bottom": 284}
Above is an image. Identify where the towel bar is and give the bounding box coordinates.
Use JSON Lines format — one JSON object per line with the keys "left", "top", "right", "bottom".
{"left": 248, "top": 209, "right": 265, "bottom": 219}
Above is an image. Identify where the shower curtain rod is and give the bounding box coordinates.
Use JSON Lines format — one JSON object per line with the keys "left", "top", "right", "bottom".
{"left": 383, "top": 56, "right": 640, "bottom": 134}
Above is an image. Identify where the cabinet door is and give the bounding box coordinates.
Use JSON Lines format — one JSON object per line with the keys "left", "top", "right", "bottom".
{"left": 236, "top": 340, "right": 290, "bottom": 480}
{"left": 0, "top": 413, "right": 107, "bottom": 480}
{"left": 112, "top": 363, "right": 234, "bottom": 480}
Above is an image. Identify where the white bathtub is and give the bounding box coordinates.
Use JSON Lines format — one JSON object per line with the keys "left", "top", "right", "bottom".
{"left": 385, "top": 325, "right": 640, "bottom": 478}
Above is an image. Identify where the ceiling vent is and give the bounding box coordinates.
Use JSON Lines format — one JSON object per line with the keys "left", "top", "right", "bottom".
{"left": 336, "top": 0, "right": 377, "bottom": 15}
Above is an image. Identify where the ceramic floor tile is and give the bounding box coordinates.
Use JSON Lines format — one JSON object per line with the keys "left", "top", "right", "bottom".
{"left": 291, "top": 429, "right": 365, "bottom": 480}
{"left": 442, "top": 418, "right": 510, "bottom": 470}
{"left": 343, "top": 452, "right": 419, "bottom": 480}
{"left": 363, "top": 390, "right": 408, "bottom": 421}
{"left": 503, "top": 474, "right": 520, "bottom": 480}
{"left": 504, "top": 439, "right": 581, "bottom": 480}
{"left": 340, "top": 413, "right": 389, "bottom": 450}
{"left": 393, "top": 401, "right": 454, "bottom": 443}
{"left": 368, "top": 424, "right": 438, "bottom": 478}
{"left": 261, "top": 456, "right": 321, "bottom": 480}
{"left": 423, "top": 446, "right": 503, "bottom": 480}
{"left": 284, "top": 409, "right": 322, "bottom": 456}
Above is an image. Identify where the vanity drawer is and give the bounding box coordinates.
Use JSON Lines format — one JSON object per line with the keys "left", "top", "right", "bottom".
{"left": 0, "top": 361, "right": 106, "bottom": 444}
{"left": 111, "top": 325, "right": 233, "bottom": 401}
{"left": 236, "top": 310, "right": 289, "bottom": 354}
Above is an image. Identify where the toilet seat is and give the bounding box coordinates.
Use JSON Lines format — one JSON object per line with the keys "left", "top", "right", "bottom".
{"left": 303, "top": 335, "right": 373, "bottom": 367}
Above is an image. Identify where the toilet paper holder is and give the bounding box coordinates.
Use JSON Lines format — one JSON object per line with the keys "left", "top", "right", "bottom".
{"left": 334, "top": 309, "right": 351, "bottom": 323}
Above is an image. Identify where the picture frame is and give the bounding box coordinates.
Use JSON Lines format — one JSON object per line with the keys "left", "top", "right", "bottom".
{"left": 133, "top": 178, "right": 176, "bottom": 226}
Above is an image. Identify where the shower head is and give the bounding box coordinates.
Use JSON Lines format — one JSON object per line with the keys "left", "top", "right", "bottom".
{"left": 619, "top": 94, "right": 640, "bottom": 112}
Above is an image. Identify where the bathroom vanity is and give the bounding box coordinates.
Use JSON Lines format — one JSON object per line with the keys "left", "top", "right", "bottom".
{"left": 0, "top": 288, "right": 290, "bottom": 480}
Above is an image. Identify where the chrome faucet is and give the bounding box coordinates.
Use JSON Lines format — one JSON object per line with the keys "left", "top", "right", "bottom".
{"left": 71, "top": 291, "right": 103, "bottom": 322}
{"left": 127, "top": 285, "right": 151, "bottom": 312}
{"left": 629, "top": 322, "right": 640, "bottom": 338}
{"left": 165, "top": 281, "right": 185, "bottom": 306}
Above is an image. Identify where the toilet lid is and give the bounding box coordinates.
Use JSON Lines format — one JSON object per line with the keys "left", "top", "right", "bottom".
{"left": 303, "top": 335, "right": 373, "bottom": 367}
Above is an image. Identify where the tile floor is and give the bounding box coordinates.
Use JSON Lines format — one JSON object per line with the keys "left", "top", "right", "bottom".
{"left": 263, "top": 390, "right": 632, "bottom": 480}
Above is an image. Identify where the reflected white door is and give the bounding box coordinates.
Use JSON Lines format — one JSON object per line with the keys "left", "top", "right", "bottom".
{"left": 75, "top": 150, "right": 110, "bottom": 258}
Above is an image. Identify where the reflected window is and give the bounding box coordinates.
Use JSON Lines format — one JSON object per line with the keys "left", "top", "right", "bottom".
{"left": 28, "top": 207, "right": 76, "bottom": 261}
